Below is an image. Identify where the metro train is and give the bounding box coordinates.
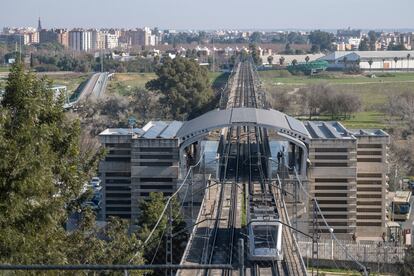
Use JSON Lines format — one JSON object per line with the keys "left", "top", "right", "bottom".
{"left": 247, "top": 193, "right": 283, "bottom": 261}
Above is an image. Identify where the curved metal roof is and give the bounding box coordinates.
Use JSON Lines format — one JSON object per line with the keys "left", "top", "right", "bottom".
{"left": 177, "top": 108, "right": 310, "bottom": 145}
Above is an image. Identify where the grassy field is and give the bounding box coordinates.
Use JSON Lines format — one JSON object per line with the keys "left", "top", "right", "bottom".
{"left": 0, "top": 67, "right": 10, "bottom": 72}
{"left": 259, "top": 70, "right": 414, "bottom": 129}
{"left": 0, "top": 72, "right": 90, "bottom": 97}
{"left": 259, "top": 70, "right": 414, "bottom": 85}
{"left": 106, "top": 72, "right": 228, "bottom": 97}
{"left": 106, "top": 73, "right": 156, "bottom": 96}
{"left": 307, "top": 267, "right": 387, "bottom": 276}
{"left": 43, "top": 73, "right": 90, "bottom": 95}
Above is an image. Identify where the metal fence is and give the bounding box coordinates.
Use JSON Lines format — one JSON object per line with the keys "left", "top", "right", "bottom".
{"left": 297, "top": 237, "right": 406, "bottom": 264}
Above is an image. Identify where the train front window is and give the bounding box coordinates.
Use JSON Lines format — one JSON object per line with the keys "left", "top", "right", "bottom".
{"left": 253, "top": 225, "right": 277, "bottom": 249}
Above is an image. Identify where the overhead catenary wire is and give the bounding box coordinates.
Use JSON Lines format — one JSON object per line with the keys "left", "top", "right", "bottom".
{"left": 292, "top": 167, "right": 369, "bottom": 275}
{"left": 129, "top": 149, "right": 206, "bottom": 264}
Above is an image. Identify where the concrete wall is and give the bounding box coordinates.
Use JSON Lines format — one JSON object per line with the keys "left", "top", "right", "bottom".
{"left": 308, "top": 139, "right": 358, "bottom": 238}
{"left": 99, "top": 134, "right": 132, "bottom": 220}
{"left": 355, "top": 136, "right": 390, "bottom": 239}
{"left": 130, "top": 138, "right": 179, "bottom": 222}
{"left": 98, "top": 134, "right": 180, "bottom": 223}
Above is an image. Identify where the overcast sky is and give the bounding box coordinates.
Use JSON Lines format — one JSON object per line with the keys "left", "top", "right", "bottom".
{"left": 1, "top": 0, "right": 413, "bottom": 30}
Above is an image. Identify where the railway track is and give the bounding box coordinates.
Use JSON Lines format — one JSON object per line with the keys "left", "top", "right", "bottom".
{"left": 204, "top": 61, "right": 258, "bottom": 276}
{"left": 180, "top": 60, "right": 307, "bottom": 276}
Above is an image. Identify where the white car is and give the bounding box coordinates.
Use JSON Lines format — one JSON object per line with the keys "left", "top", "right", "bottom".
{"left": 90, "top": 177, "right": 101, "bottom": 188}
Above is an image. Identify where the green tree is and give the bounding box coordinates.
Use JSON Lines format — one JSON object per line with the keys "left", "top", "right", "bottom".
{"left": 250, "top": 32, "right": 261, "bottom": 43}
{"left": 284, "top": 43, "right": 293, "bottom": 54}
{"left": 368, "top": 58, "right": 373, "bottom": 71}
{"left": 0, "top": 62, "right": 144, "bottom": 267}
{"left": 0, "top": 62, "right": 98, "bottom": 263}
{"left": 394, "top": 57, "right": 400, "bottom": 71}
{"left": 343, "top": 56, "right": 348, "bottom": 71}
{"left": 66, "top": 210, "right": 145, "bottom": 266}
{"left": 400, "top": 246, "right": 414, "bottom": 275}
{"left": 358, "top": 38, "right": 369, "bottom": 51}
{"left": 146, "top": 57, "right": 213, "bottom": 120}
{"left": 249, "top": 43, "right": 262, "bottom": 66}
{"left": 308, "top": 30, "right": 334, "bottom": 52}
{"left": 367, "top": 30, "right": 378, "bottom": 51}
{"left": 138, "top": 192, "right": 188, "bottom": 267}
{"left": 388, "top": 43, "right": 407, "bottom": 51}
{"left": 279, "top": 56, "right": 285, "bottom": 66}
{"left": 267, "top": 55, "right": 274, "bottom": 65}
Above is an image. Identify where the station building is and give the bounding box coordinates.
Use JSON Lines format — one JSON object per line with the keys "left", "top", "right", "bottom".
{"left": 98, "top": 121, "right": 182, "bottom": 223}
{"left": 98, "top": 114, "right": 389, "bottom": 240}
{"left": 305, "top": 121, "right": 389, "bottom": 239}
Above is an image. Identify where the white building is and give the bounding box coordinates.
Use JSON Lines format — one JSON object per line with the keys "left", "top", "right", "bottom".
{"left": 91, "top": 30, "right": 106, "bottom": 50}
{"left": 320, "top": 51, "right": 414, "bottom": 71}
{"left": 105, "top": 34, "right": 119, "bottom": 49}
{"left": 69, "top": 30, "right": 92, "bottom": 51}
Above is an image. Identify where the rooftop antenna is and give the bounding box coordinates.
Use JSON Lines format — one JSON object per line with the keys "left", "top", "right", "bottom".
{"left": 128, "top": 116, "right": 137, "bottom": 135}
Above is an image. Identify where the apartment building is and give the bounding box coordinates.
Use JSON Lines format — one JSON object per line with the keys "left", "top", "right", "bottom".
{"left": 55, "top": 29, "right": 69, "bottom": 48}
{"left": 98, "top": 121, "right": 182, "bottom": 223}
{"left": 305, "top": 121, "right": 358, "bottom": 238}
{"left": 69, "top": 29, "right": 92, "bottom": 51}
{"left": 91, "top": 30, "right": 105, "bottom": 50}
{"left": 105, "top": 34, "right": 119, "bottom": 49}
{"left": 40, "top": 29, "right": 69, "bottom": 47}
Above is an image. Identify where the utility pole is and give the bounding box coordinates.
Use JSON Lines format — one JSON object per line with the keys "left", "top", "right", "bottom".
{"left": 293, "top": 179, "right": 298, "bottom": 239}
{"left": 212, "top": 37, "right": 215, "bottom": 72}
{"left": 191, "top": 167, "right": 194, "bottom": 225}
{"left": 311, "top": 199, "right": 319, "bottom": 276}
{"left": 101, "top": 49, "right": 104, "bottom": 73}
{"left": 166, "top": 202, "right": 173, "bottom": 276}
{"left": 19, "top": 34, "right": 22, "bottom": 62}
{"left": 238, "top": 238, "right": 245, "bottom": 276}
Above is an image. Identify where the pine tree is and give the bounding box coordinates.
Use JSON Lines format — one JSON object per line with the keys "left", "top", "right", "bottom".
{"left": 0, "top": 62, "right": 145, "bottom": 267}
{"left": 0, "top": 62, "right": 82, "bottom": 263}
{"left": 138, "top": 192, "right": 188, "bottom": 266}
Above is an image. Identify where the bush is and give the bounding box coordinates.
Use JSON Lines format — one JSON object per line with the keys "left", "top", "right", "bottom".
{"left": 34, "top": 64, "right": 60, "bottom": 72}
{"left": 376, "top": 73, "right": 396, "bottom": 78}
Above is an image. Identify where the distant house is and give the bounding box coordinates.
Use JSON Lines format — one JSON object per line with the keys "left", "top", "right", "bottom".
{"left": 320, "top": 50, "right": 414, "bottom": 71}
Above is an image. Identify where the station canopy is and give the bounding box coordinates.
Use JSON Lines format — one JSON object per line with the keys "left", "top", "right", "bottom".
{"left": 177, "top": 108, "right": 311, "bottom": 146}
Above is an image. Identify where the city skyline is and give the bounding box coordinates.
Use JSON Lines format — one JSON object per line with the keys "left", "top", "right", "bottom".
{"left": 1, "top": 0, "right": 414, "bottom": 30}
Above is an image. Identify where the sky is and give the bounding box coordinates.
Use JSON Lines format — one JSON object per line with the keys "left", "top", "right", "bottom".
{"left": 1, "top": 0, "right": 413, "bottom": 30}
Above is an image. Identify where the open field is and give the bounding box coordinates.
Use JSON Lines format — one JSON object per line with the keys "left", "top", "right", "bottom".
{"left": 106, "top": 72, "right": 227, "bottom": 96}
{"left": 0, "top": 71, "right": 89, "bottom": 97}
{"left": 41, "top": 73, "right": 90, "bottom": 95}
{"left": 259, "top": 70, "right": 414, "bottom": 85}
{"left": 259, "top": 70, "right": 414, "bottom": 129}
{"left": 106, "top": 73, "right": 156, "bottom": 96}
{"left": 307, "top": 267, "right": 390, "bottom": 276}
